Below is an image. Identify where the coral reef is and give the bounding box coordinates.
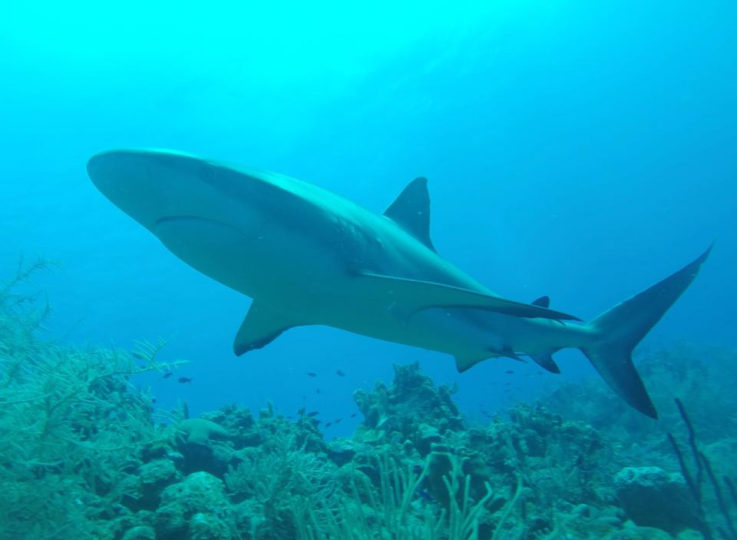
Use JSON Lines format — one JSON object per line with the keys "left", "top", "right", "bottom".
{"left": 1, "top": 266, "right": 735, "bottom": 539}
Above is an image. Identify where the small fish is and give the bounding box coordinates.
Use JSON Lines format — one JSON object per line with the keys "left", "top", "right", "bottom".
{"left": 350, "top": 412, "right": 357, "bottom": 418}
{"left": 416, "top": 487, "right": 434, "bottom": 502}
{"left": 316, "top": 388, "right": 321, "bottom": 394}
{"left": 178, "top": 377, "right": 193, "bottom": 384}
{"left": 163, "top": 372, "right": 173, "bottom": 379}
{"left": 111, "top": 503, "right": 127, "bottom": 516}
{"left": 325, "top": 422, "right": 332, "bottom": 428}
{"left": 297, "top": 407, "right": 306, "bottom": 416}
{"left": 334, "top": 418, "right": 342, "bottom": 424}
{"left": 336, "top": 369, "right": 345, "bottom": 377}
{"left": 505, "top": 370, "right": 514, "bottom": 374}
{"left": 306, "top": 411, "right": 319, "bottom": 417}
{"left": 307, "top": 372, "right": 317, "bottom": 378}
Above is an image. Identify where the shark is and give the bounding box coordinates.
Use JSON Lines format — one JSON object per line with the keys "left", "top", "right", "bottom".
{"left": 87, "top": 149, "right": 710, "bottom": 418}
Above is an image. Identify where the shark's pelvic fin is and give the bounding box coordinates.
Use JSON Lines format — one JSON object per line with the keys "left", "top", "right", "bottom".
{"left": 384, "top": 177, "right": 435, "bottom": 252}
{"left": 530, "top": 351, "right": 561, "bottom": 373}
{"left": 358, "top": 271, "right": 581, "bottom": 321}
{"left": 234, "top": 302, "right": 305, "bottom": 356}
{"left": 581, "top": 245, "right": 712, "bottom": 418}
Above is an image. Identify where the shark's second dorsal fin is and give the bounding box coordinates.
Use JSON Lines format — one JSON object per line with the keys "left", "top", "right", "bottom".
{"left": 234, "top": 302, "right": 308, "bottom": 356}
{"left": 384, "top": 177, "right": 435, "bottom": 252}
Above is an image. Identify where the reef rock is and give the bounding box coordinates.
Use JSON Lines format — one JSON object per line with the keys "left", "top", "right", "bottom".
{"left": 155, "top": 471, "right": 236, "bottom": 540}
{"left": 175, "top": 418, "right": 232, "bottom": 476}
{"left": 353, "top": 362, "right": 463, "bottom": 451}
{"left": 139, "top": 459, "right": 182, "bottom": 509}
{"left": 614, "top": 466, "right": 701, "bottom": 534}
{"left": 120, "top": 525, "right": 156, "bottom": 540}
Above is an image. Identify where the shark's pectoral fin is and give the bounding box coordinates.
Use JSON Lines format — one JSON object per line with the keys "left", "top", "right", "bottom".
{"left": 455, "top": 354, "right": 488, "bottom": 372}
{"left": 234, "top": 302, "right": 306, "bottom": 356}
{"left": 358, "top": 272, "right": 580, "bottom": 321}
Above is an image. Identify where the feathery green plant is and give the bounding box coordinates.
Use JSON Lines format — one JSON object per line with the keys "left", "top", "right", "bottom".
{"left": 0, "top": 262, "right": 182, "bottom": 539}
{"left": 292, "top": 448, "right": 516, "bottom": 540}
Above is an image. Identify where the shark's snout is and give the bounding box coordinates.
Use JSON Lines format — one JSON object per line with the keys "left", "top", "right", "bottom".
{"left": 87, "top": 149, "right": 226, "bottom": 233}
{"left": 88, "top": 150, "right": 169, "bottom": 231}
{"left": 87, "top": 151, "right": 135, "bottom": 203}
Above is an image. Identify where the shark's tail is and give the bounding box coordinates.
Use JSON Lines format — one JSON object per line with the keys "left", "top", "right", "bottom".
{"left": 580, "top": 246, "right": 711, "bottom": 418}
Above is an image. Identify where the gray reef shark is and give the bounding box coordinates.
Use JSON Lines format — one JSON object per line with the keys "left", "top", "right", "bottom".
{"left": 87, "top": 149, "right": 710, "bottom": 418}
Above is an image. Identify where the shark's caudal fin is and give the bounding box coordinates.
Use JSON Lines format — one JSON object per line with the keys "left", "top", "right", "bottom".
{"left": 581, "top": 246, "right": 712, "bottom": 418}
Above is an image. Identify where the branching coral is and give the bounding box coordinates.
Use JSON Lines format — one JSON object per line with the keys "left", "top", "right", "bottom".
{"left": 289, "top": 448, "right": 513, "bottom": 540}
{"left": 668, "top": 397, "right": 737, "bottom": 540}
{"left": 0, "top": 263, "right": 182, "bottom": 539}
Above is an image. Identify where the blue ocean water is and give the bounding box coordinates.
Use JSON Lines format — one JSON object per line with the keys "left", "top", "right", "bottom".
{"left": 1, "top": 1, "right": 735, "bottom": 437}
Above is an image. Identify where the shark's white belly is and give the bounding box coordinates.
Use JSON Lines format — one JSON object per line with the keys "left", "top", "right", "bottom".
{"left": 315, "top": 290, "right": 569, "bottom": 360}
{"left": 155, "top": 216, "right": 463, "bottom": 349}
{"left": 154, "top": 214, "right": 341, "bottom": 303}
{"left": 154, "top": 213, "right": 581, "bottom": 361}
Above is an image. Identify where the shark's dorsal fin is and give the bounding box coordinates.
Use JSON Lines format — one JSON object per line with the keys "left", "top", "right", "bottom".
{"left": 234, "top": 302, "right": 307, "bottom": 356}
{"left": 358, "top": 272, "right": 581, "bottom": 321}
{"left": 532, "top": 296, "right": 550, "bottom": 308}
{"left": 384, "top": 177, "right": 435, "bottom": 252}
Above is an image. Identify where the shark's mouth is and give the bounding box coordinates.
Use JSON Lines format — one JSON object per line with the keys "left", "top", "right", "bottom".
{"left": 154, "top": 215, "right": 246, "bottom": 253}
{"left": 153, "top": 215, "right": 250, "bottom": 243}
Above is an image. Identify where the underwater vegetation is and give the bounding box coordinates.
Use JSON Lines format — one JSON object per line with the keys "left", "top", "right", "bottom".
{"left": 0, "top": 266, "right": 735, "bottom": 539}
